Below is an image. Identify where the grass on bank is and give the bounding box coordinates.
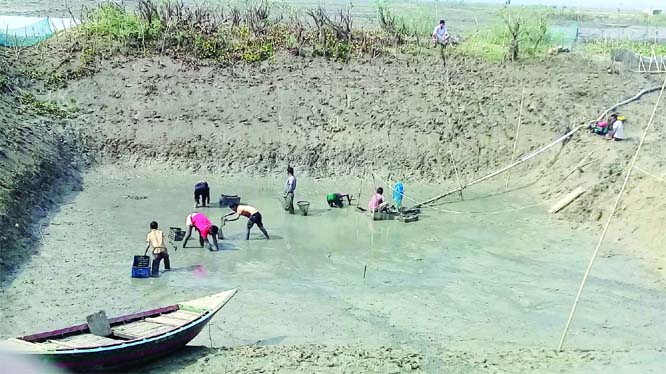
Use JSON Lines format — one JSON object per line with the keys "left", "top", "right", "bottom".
{"left": 12, "top": 0, "right": 666, "bottom": 76}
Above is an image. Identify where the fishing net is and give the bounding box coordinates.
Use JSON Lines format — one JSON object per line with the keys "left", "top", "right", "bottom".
{"left": 548, "top": 22, "right": 579, "bottom": 49}
{"left": 0, "top": 18, "right": 54, "bottom": 47}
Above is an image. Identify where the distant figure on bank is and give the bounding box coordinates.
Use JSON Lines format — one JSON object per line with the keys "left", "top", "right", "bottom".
{"left": 432, "top": 19, "right": 450, "bottom": 47}
{"left": 284, "top": 166, "right": 296, "bottom": 214}
{"left": 393, "top": 181, "right": 405, "bottom": 210}
{"left": 606, "top": 115, "right": 625, "bottom": 141}
{"left": 589, "top": 114, "right": 616, "bottom": 136}
{"left": 368, "top": 187, "right": 389, "bottom": 213}
{"left": 145, "top": 221, "right": 170, "bottom": 276}
{"left": 194, "top": 181, "right": 210, "bottom": 208}
{"left": 326, "top": 193, "right": 353, "bottom": 208}
{"left": 183, "top": 212, "right": 220, "bottom": 251}
{"left": 222, "top": 203, "right": 270, "bottom": 240}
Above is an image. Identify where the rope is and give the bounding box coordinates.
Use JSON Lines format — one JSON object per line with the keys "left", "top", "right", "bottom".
{"left": 371, "top": 171, "right": 551, "bottom": 215}
{"left": 557, "top": 76, "right": 666, "bottom": 351}
{"left": 414, "top": 85, "right": 665, "bottom": 208}
{"left": 634, "top": 166, "right": 666, "bottom": 185}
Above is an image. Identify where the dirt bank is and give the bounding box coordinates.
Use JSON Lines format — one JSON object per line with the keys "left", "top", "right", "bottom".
{"left": 26, "top": 50, "right": 665, "bottom": 268}
{"left": 0, "top": 56, "right": 91, "bottom": 282}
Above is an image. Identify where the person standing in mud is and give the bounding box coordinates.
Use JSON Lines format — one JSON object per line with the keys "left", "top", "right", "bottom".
{"left": 284, "top": 166, "right": 296, "bottom": 214}
{"left": 194, "top": 181, "right": 210, "bottom": 208}
{"left": 222, "top": 203, "right": 270, "bottom": 240}
{"left": 144, "top": 221, "right": 170, "bottom": 277}
{"left": 183, "top": 212, "right": 220, "bottom": 251}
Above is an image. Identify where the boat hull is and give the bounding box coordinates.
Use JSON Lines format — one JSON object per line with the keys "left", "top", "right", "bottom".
{"left": 34, "top": 312, "right": 212, "bottom": 372}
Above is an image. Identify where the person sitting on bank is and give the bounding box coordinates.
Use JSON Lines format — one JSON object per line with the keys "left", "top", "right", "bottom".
{"left": 284, "top": 166, "right": 296, "bottom": 214}
{"left": 145, "top": 221, "right": 170, "bottom": 277}
{"left": 222, "top": 203, "right": 270, "bottom": 240}
{"left": 326, "top": 193, "right": 352, "bottom": 208}
{"left": 589, "top": 114, "right": 616, "bottom": 136}
{"left": 606, "top": 115, "right": 625, "bottom": 141}
{"left": 368, "top": 187, "right": 389, "bottom": 213}
{"left": 432, "top": 19, "right": 450, "bottom": 47}
{"left": 183, "top": 212, "right": 220, "bottom": 251}
{"left": 194, "top": 181, "right": 210, "bottom": 208}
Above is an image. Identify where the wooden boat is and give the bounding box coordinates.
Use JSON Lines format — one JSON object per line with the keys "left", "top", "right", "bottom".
{"left": 0, "top": 289, "right": 237, "bottom": 372}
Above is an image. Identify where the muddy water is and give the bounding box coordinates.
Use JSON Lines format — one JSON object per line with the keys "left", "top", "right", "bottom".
{"left": 0, "top": 164, "right": 664, "bottom": 370}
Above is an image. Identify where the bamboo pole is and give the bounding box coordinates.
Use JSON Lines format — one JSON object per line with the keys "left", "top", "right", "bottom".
{"left": 558, "top": 76, "right": 666, "bottom": 351}
{"left": 449, "top": 151, "right": 464, "bottom": 201}
{"left": 505, "top": 87, "right": 525, "bottom": 189}
{"left": 414, "top": 86, "right": 664, "bottom": 208}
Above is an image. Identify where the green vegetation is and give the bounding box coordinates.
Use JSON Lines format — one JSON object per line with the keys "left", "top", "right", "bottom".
{"left": 583, "top": 39, "right": 666, "bottom": 57}
{"left": 17, "top": 0, "right": 665, "bottom": 70}
{"left": 18, "top": 92, "right": 78, "bottom": 118}
{"left": 72, "top": 0, "right": 394, "bottom": 64}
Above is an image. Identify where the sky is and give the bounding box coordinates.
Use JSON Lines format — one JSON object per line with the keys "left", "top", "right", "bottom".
{"left": 479, "top": 0, "right": 663, "bottom": 10}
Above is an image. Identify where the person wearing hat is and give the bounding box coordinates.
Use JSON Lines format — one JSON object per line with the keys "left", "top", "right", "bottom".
{"left": 607, "top": 114, "right": 625, "bottom": 141}
{"left": 432, "top": 20, "right": 450, "bottom": 47}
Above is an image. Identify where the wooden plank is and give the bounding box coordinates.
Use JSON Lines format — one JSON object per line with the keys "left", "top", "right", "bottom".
{"left": 549, "top": 187, "right": 586, "bottom": 214}
{"left": 46, "top": 339, "right": 80, "bottom": 349}
{"left": 59, "top": 334, "right": 120, "bottom": 347}
{"left": 168, "top": 310, "right": 201, "bottom": 322}
{"left": 145, "top": 316, "right": 184, "bottom": 327}
{"left": 1, "top": 338, "right": 43, "bottom": 352}
{"left": 112, "top": 321, "right": 172, "bottom": 339}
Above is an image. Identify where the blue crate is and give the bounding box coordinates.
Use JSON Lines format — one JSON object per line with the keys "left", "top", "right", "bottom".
{"left": 131, "top": 255, "right": 151, "bottom": 278}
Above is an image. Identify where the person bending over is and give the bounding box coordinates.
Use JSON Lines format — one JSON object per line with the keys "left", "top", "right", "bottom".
{"left": 183, "top": 212, "right": 220, "bottom": 251}
{"left": 222, "top": 203, "right": 270, "bottom": 240}
{"left": 368, "top": 187, "right": 389, "bottom": 213}
{"left": 145, "top": 221, "right": 170, "bottom": 276}
{"left": 326, "top": 193, "right": 352, "bottom": 208}
{"left": 194, "top": 181, "right": 210, "bottom": 208}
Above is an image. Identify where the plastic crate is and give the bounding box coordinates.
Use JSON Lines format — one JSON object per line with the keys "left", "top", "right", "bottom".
{"left": 219, "top": 194, "right": 241, "bottom": 208}
{"left": 169, "top": 227, "right": 185, "bottom": 241}
{"left": 132, "top": 255, "right": 151, "bottom": 278}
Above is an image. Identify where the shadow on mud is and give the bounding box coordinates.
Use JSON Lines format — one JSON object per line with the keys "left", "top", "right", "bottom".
{"left": 0, "top": 170, "right": 84, "bottom": 287}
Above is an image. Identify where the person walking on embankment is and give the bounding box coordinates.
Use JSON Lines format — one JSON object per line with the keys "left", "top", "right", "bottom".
{"left": 284, "top": 166, "right": 296, "bottom": 214}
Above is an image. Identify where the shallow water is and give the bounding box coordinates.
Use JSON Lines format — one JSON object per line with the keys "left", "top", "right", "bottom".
{"left": 0, "top": 164, "right": 664, "bottom": 369}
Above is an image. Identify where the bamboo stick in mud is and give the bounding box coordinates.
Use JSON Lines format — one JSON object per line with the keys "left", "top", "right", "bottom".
{"left": 505, "top": 87, "right": 525, "bottom": 190}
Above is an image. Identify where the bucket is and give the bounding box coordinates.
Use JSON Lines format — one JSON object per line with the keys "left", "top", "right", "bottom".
{"left": 219, "top": 194, "right": 241, "bottom": 208}
{"left": 297, "top": 201, "right": 310, "bottom": 216}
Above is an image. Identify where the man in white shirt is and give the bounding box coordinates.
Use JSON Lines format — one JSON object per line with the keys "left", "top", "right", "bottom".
{"left": 432, "top": 20, "right": 450, "bottom": 47}
{"left": 607, "top": 115, "right": 625, "bottom": 141}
